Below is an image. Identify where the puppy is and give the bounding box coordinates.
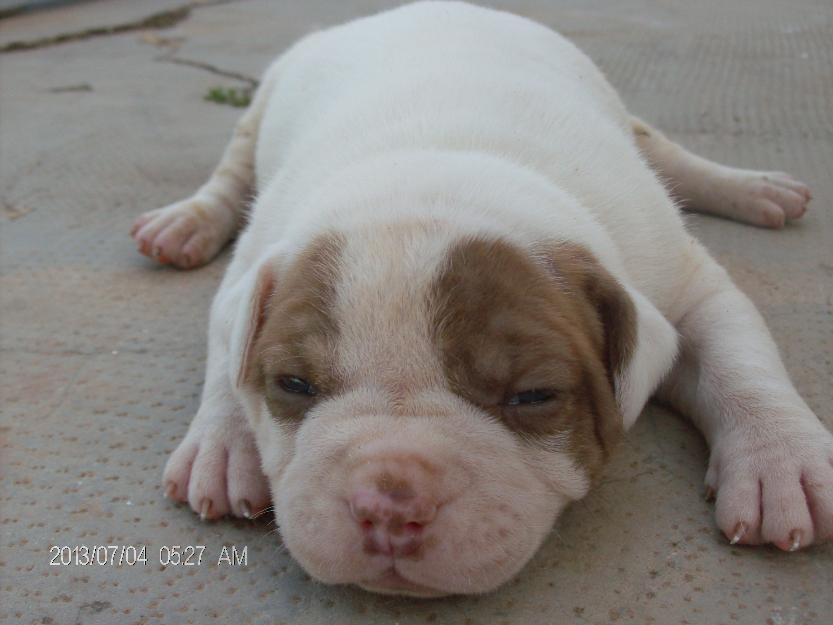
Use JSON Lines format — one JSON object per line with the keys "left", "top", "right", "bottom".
{"left": 131, "top": 1, "right": 833, "bottom": 597}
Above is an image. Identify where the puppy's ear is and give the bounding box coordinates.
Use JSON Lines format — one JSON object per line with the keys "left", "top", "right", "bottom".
{"left": 229, "top": 256, "right": 280, "bottom": 389}
{"left": 545, "top": 244, "right": 678, "bottom": 429}
{"left": 612, "top": 284, "right": 678, "bottom": 427}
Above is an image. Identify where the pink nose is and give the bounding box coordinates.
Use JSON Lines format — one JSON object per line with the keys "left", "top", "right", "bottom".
{"left": 349, "top": 477, "right": 437, "bottom": 558}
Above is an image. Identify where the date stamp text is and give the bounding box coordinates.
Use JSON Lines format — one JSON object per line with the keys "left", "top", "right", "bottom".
{"left": 49, "top": 545, "right": 248, "bottom": 567}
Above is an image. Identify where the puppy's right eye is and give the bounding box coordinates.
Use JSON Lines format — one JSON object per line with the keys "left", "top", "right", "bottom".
{"left": 277, "top": 375, "right": 318, "bottom": 396}
{"left": 505, "top": 389, "right": 555, "bottom": 406}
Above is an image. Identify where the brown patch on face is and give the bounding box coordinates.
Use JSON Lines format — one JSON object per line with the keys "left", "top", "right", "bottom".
{"left": 243, "top": 234, "right": 345, "bottom": 424}
{"left": 539, "top": 243, "right": 637, "bottom": 385}
{"left": 430, "top": 237, "right": 636, "bottom": 478}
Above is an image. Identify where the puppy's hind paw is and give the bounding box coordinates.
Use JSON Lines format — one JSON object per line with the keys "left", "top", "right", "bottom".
{"left": 131, "top": 197, "right": 237, "bottom": 269}
{"left": 719, "top": 170, "right": 811, "bottom": 229}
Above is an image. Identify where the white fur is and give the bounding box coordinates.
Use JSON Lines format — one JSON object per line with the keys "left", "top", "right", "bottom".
{"left": 148, "top": 0, "right": 833, "bottom": 596}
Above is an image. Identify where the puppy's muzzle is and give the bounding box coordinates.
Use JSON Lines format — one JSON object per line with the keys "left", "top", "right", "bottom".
{"left": 347, "top": 454, "right": 441, "bottom": 559}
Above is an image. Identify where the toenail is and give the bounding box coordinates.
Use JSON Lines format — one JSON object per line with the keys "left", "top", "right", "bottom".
{"left": 239, "top": 500, "right": 252, "bottom": 519}
{"left": 788, "top": 530, "right": 802, "bottom": 552}
{"left": 199, "top": 499, "right": 211, "bottom": 520}
{"left": 164, "top": 483, "right": 177, "bottom": 500}
{"left": 730, "top": 522, "right": 747, "bottom": 545}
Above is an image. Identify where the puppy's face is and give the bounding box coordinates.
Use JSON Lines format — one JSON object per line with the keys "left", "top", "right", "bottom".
{"left": 238, "top": 225, "right": 637, "bottom": 596}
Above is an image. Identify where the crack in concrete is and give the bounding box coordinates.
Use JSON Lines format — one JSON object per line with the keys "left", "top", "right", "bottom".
{"left": 0, "top": 4, "right": 192, "bottom": 53}
{"left": 48, "top": 83, "right": 94, "bottom": 93}
{"left": 0, "top": 0, "right": 245, "bottom": 54}
{"left": 0, "top": 345, "right": 197, "bottom": 357}
{"left": 158, "top": 54, "right": 259, "bottom": 87}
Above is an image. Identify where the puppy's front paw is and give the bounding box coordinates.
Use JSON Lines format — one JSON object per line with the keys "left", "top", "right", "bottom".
{"left": 707, "top": 426, "right": 833, "bottom": 550}
{"left": 131, "top": 198, "right": 236, "bottom": 269}
{"left": 163, "top": 411, "right": 271, "bottom": 520}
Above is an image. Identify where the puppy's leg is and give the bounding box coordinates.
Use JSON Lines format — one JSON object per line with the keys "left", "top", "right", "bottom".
{"left": 131, "top": 68, "right": 277, "bottom": 268}
{"left": 162, "top": 279, "right": 270, "bottom": 519}
{"left": 632, "top": 117, "right": 811, "bottom": 228}
{"left": 659, "top": 248, "right": 833, "bottom": 550}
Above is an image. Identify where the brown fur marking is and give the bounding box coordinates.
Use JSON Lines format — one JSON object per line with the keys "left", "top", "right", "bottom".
{"left": 537, "top": 243, "right": 638, "bottom": 384}
{"left": 430, "top": 237, "right": 636, "bottom": 478}
{"left": 244, "top": 234, "right": 345, "bottom": 423}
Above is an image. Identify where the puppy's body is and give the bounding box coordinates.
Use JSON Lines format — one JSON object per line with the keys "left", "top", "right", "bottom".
{"left": 249, "top": 3, "right": 685, "bottom": 308}
{"left": 133, "top": 1, "right": 833, "bottom": 597}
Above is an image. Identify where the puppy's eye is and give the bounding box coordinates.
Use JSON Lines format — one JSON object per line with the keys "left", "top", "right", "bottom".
{"left": 505, "top": 389, "right": 554, "bottom": 406}
{"left": 277, "top": 375, "right": 318, "bottom": 396}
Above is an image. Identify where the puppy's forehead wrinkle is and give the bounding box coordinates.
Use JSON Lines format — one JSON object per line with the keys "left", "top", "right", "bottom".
{"left": 529, "top": 241, "right": 575, "bottom": 292}
{"left": 332, "top": 223, "right": 457, "bottom": 389}
{"left": 259, "top": 344, "right": 299, "bottom": 362}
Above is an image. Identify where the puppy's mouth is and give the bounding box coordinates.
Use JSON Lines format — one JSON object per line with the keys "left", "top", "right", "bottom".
{"left": 358, "top": 567, "right": 448, "bottom": 598}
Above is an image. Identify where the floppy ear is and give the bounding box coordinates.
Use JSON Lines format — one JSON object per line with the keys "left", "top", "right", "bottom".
{"left": 596, "top": 281, "right": 678, "bottom": 429}
{"left": 546, "top": 244, "right": 678, "bottom": 429}
{"left": 229, "top": 257, "right": 279, "bottom": 390}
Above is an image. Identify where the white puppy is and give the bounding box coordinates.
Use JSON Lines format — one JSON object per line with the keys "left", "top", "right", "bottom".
{"left": 131, "top": 1, "right": 832, "bottom": 597}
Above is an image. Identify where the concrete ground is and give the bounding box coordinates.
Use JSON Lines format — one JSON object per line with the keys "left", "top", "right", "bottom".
{"left": 1, "top": 0, "right": 832, "bottom": 623}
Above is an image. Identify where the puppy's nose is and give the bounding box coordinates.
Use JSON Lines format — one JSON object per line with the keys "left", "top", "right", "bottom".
{"left": 349, "top": 464, "right": 438, "bottom": 557}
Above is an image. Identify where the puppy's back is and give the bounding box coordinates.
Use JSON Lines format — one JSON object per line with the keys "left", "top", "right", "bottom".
{"left": 254, "top": 1, "right": 625, "bottom": 186}
{"left": 249, "top": 1, "right": 690, "bottom": 306}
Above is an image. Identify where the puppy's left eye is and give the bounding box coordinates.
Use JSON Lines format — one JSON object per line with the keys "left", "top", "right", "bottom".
{"left": 506, "top": 389, "right": 555, "bottom": 406}
{"left": 277, "top": 375, "right": 318, "bottom": 396}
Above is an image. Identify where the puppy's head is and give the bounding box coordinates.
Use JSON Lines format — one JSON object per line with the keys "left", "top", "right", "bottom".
{"left": 233, "top": 224, "right": 676, "bottom": 596}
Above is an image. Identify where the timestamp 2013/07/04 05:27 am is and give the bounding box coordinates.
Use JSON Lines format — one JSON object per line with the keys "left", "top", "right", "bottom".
{"left": 48, "top": 544, "right": 248, "bottom": 568}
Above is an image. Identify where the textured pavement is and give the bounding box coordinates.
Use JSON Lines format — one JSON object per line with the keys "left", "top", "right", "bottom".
{"left": 1, "top": 1, "right": 832, "bottom": 624}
